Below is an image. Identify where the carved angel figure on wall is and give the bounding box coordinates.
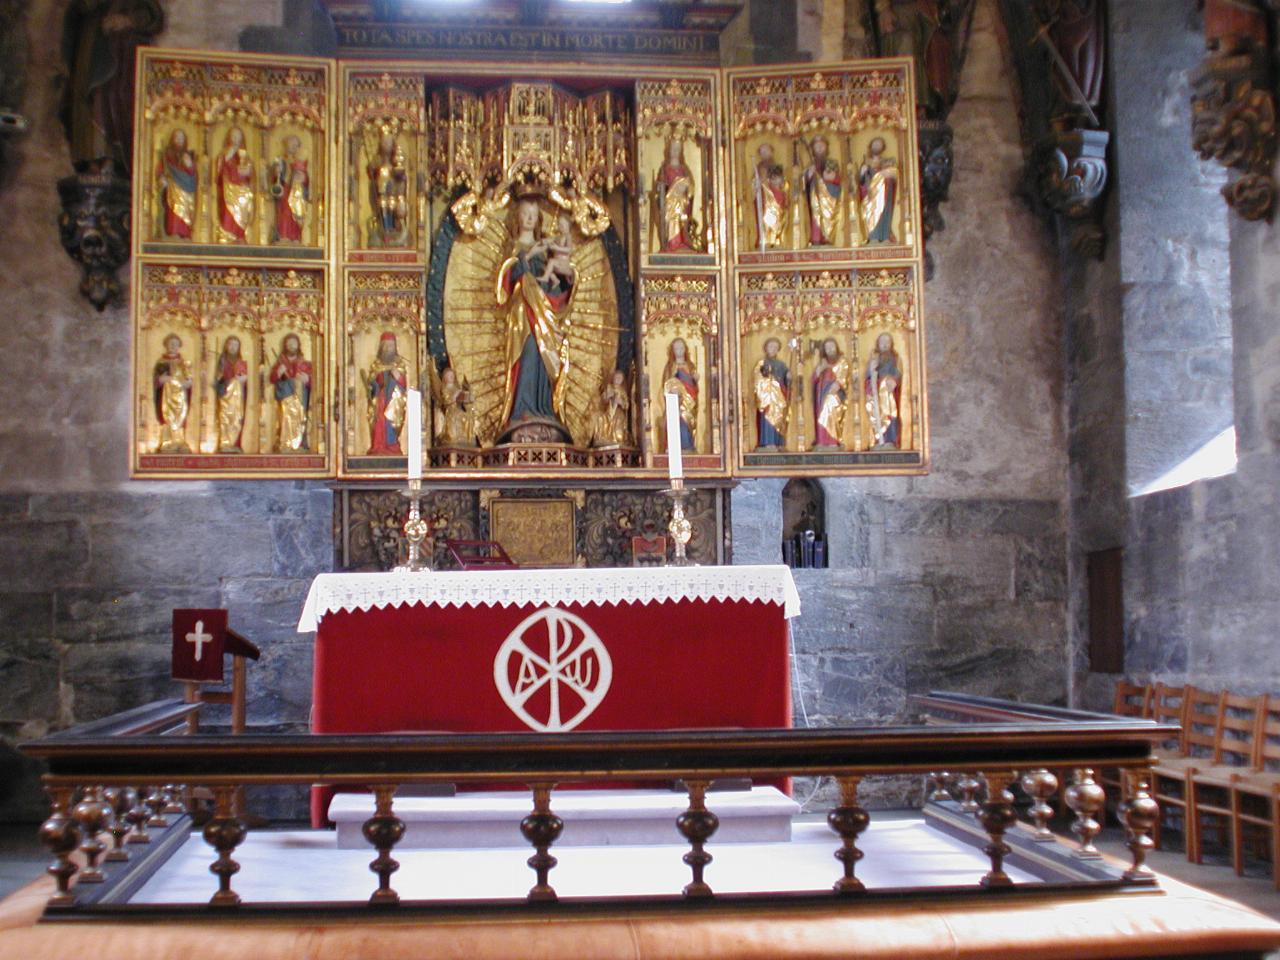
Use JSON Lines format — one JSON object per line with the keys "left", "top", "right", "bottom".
{"left": 812, "top": 337, "right": 850, "bottom": 448}
{"left": 153, "top": 332, "right": 192, "bottom": 453}
{"left": 365, "top": 331, "right": 409, "bottom": 455}
{"left": 269, "top": 135, "right": 310, "bottom": 244}
{"left": 754, "top": 336, "right": 790, "bottom": 450}
{"left": 270, "top": 333, "right": 312, "bottom": 453}
{"left": 367, "top": 127, "right": 409, "bottom": 247}
{"left": 156, "top": 128, "right": 196, "bottom": 239}
{"left": 434, "top": 366, "right": 477, "bottom": 448}
{"left": 214, "top": 335, "right": 248, "bottom": 453}
{"left": 589, "top": 369, "right": 631, "bottom": 448}
{"left": 866, "top": 332, "right": 903, "bottom": 449}
{"left": 214, "top": 126, "right": 255, "bottom": 243}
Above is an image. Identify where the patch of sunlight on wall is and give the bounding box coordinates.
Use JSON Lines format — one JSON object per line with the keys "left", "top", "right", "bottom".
{"left": 1131, "top": 426, "right": 1237, "bottom": 498}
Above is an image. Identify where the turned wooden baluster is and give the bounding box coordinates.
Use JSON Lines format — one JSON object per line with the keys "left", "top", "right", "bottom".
{"left": 1064, "top": 767, "right": 1106, "bottom": 859}
{"left": 104, "top": 786, "right": 136, "bottom": 862}
{"left": 363, "top": 785, "right": 405, "bottom": 905}
{"left": 72, "top": 786, "right": 113, "bottom": 883}
{"left": 827, "top": 775, "right": 870, "bottom": 894}
{"left": 1020, "top": 768, "right": 1059, "bottom": 842}
{"left": 163, "top": 785, "right": 186, "bottom": 815}
{"left": 978, "top": 771, "right": 1017, "bottom": 888}
{"left": 521, "top": 783, "right": 563, "bottom": 903}
{"left": 955, "top": 773, "right": 982, "bottom": 814}
{"left": 203, "top": 785, "right": 247, "bottom": 907}
{"left": 927, "top": 771, "right": 953, "bottom": 802}
{"left": 39, "top": 787, "right": 81, "bottom": 907}
{"left": 1121, "top": 770, "right": 1160, "bottom": 883}
{"left": 125, "top": 786, "right": 152, "bottom": 844}
{"left": 144, "top": 785, "right": 170, "bottom": 828}
{"left": 676, "top": 779, "right": 719, "bottom": 899}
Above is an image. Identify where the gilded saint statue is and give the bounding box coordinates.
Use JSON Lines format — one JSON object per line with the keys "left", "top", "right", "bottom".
{"left": 270, "top": 333, "right": 312, "bottom": 452}
{"left": 754, "top": 337, "right": 790, "bottom": 450}
{"left": 497, "top": 198, "right": 575, "bottom": 444}
{"left": 434, "top": 366, "right": 477, "bottom": 448}
{"left": 153, "top": 332, "right": 192, "bottom": 453}
{"left": 751, "top": 143, "right": 789, "bottom": 250}
{"left": 269, "top": 135, "right": 310, "bottom": 244}
{"left": 858, "top": 136, "right": 898, "bottom": 245}
{"left": 214, "top": 335, "right": 248, "bottom": 453}
{"left": 367, "top": 128, "right": 409, "bottom": 248}
{"left": 214, "top": 126, "right": 255, "bottom": 243}
{"left": 812, "top": 337, "right": 850, "bottom": 448}
{"left": 866, "top": 332, "right": 903, "bottom": 449}
{"left": 365, "top": 331, "right": 409, "bottom": 455}
{"left": 654, "top": 139, "right": 700, "bottom": 253}
{"left": 589, "top": 369, "right": 631, "bottom": 448}
{"left": 663, "top": 338, "right": 698, "bottom": 451}
{"left": 156, "top": 128, "right": 196, "bottom": 239}
{"left": 802, "top": 136, "right": 842, "bottom": 247}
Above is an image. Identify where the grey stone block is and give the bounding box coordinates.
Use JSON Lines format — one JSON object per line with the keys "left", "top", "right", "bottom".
{"left": 0, "top": 636, "right": 59, "bottom": 724}
{"left": 949, "top": 499, "right": 1061, "bottom": 538}
{"left": 0, "top": 519, "right": 89, "bottom": 591}
{"left": 1015, "top": 538, "right": 1067, "bottom": 602}
{"left": 55, "top": 586, "right": 221, "bottom": 644}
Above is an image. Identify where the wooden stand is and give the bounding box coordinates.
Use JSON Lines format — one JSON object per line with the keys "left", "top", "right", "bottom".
{"left": 183, "top": 628, "right": 260, "bottom": 819}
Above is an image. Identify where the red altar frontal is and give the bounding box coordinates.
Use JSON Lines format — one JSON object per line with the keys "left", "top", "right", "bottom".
{"left": 299, "top": 566, "right": 801, "bottom": 826}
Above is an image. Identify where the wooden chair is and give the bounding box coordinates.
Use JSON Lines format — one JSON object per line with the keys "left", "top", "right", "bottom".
{"left": 1149, "top": 684, "right": 1208, "bottom": 851}
{"left": 1230, "top": 695, "right": 1280, "bottom": 887}
{"left": 1101, "top": 681, "right": 1153, "bottom": 801}
{"left": 1185, "top": 692, "right": 1265, "bottom": 870}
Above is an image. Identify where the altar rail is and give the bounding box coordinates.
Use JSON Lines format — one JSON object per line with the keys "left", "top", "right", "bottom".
{"left": 20, "top": 692, "right": 1176, "bottom": 916}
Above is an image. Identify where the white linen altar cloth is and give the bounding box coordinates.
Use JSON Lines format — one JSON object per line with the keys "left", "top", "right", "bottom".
{"left": 297, "top": 564, "right": 801, "bottom": 632}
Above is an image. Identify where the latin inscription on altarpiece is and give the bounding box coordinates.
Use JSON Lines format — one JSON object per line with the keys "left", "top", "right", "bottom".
{"left": 130, "top": 49, "right": 926, "bottom": 480}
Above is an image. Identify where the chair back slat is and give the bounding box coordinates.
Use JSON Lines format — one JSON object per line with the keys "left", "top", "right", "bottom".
{"left": 1183, "top": 686, "right": 1225, "bottom": 760}
{"left": 1215, "top": 692, "right": 1264, "bottom": 767}
{"left": 1151, "top": 683, "right": 1188, "bottom": 752}
{"left": 1258, "top": 695, "right": 1280, "bottom": 770}
{"left": 1112, "top": 680, "right": 1153, "bottom": 718}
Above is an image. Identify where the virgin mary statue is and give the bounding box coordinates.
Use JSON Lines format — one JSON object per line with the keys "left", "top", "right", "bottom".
{"left": 496, "top": 197, "right": 576, "bottom": 443}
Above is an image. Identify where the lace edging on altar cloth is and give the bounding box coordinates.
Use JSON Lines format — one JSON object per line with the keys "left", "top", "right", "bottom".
{"left": 297, "top": 564, "right": 802, "bottom": 632}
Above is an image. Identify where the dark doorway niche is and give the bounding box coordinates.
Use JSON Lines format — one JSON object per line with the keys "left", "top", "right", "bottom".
{"left": 782, "top": 478, "right": 827, "bottom": 569}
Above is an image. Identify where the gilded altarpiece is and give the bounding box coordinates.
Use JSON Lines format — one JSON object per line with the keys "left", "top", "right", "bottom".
{"left": 130, "top": 50, "right": 925, "bottom": 482}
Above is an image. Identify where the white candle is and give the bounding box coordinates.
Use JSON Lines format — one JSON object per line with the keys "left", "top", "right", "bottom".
{"left": 665, "top": 391, "right": 683, "bottom": 480}
{"left": 406, "top": 387, "right": 423, "bottom": 480}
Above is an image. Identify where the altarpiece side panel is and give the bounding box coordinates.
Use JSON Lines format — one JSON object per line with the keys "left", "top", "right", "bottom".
{"left": 130, "top": 50, "right": 926, "bottom": 482}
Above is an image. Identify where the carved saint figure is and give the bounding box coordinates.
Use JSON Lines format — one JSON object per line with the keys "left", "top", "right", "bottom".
{"left": 434, "top": 366, "right": 477, "bottom": 448}
{"left": 156, "top": 128, "right": 196, "bottom": 238}
{"left": 365, "top": 331, "right": 409, "bottom": 455}
{"left": 270, "top": 333, "right": 312, "bottom": 453}
{"left": 858, "top": 137, "right": 898, "bottom": 244}
{"left": 663, "top": 338, "right": 699, "bottom": 452}
{"left": 589, "top": 369, "right": 631, "bottom": 448}
{"left": 153, "top": 332, "right": 192, "bottom": 453}
{"left": 214, "top": 126, "right": 255, "bottom": 243}
{"left": 803, "top": 136, "right": 842, "bottom": 246}
{"left": 367, "top": 128, "right": 409, "bottom": 248}
{"left": 812, "top": 337, "right": 851, "bottom": 448}
{"left": 866, "top": 332, "right": 903, "bottom": 449}
{"left": 751, "top": 144, "right": 789, "bottom": 250}
{"left": 269, "top": 134, "right": 309, "bottom": 244}
{"left": 497, "top": 198, "right": 575, "bottom": 441}
{"left": 654, "top": 138, "right": 699, "bottom": 253}
{"left": 214, "top": 335, "right": 248, "bottom": 453}
{"left": 754, "top": 337, "right": 790, "bottom": 450}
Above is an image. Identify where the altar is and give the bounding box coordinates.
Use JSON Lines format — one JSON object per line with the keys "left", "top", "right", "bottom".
{"left": 301, "top": 564, "right": 800, "bottom": 825}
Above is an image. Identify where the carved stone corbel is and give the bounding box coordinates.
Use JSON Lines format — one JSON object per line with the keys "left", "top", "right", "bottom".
{"left": 1190, "top": 0, "right": 1277, "bottom": 222}
{"left": 1035, "top": 127, "right": 1109, "bottom": 257}
{"left": 57, "top": 158, "right": 131, "bottom": 312}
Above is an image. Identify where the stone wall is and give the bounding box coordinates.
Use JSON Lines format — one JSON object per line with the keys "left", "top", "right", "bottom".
{"left": 0, "top": 0, "right": 1071, "bottom": 821}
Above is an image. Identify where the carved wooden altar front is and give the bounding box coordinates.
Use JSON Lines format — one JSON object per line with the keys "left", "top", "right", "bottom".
{"left": 129, "top": 48, "right": 926, "bottom": 481}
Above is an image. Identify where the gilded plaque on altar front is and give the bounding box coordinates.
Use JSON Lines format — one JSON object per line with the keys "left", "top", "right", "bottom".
{"left": 488, "top": 498, "right": 578, "bottom": 568}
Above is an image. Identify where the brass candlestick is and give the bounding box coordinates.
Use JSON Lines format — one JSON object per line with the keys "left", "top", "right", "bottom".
{"left": 395, "top": 478, "right": 432, "bottom": 573}
{"left": 662, "top": 479, "right": 693, "bottom": 566}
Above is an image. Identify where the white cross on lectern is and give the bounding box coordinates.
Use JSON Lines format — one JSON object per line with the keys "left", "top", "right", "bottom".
{"left": 186, "top": 620, "right": 213, "bottom": 662}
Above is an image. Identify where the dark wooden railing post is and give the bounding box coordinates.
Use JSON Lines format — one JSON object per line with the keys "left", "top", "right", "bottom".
{"left": 955, "top": 772, "right": 981, "bottom": 813}
{"left": 203, "top": 785, "right": 247, "bottom": 907}
{"left": 521, "top": 782, "right": 563, "bottom": 902}
{"left": 72, "top": 785, "right": 113, "bottom": 883}
{"left": 1020, "top": 768, "right": 1059, "bottom": 841}
{"left": 828, "top": 774, "right": 870, "bottom": 894}
{"left": 1121, "top": 770, "right": 1159, "bottom": 883}
{"left": 144, "top": 785, "right": 170, "bottom": 828}
{"left": 1065, "top": 767, "right": 1105, "bottom": 859}
{"left": 363, "top": 784, "right": 405, "bottom": 905}
{"left": 39, "top": 786, "right": 81, "bottom": 907}
{"left": 677, "top": 779, "right": 719, "bottom": 899}
{"left": 978, "top": 771, "right": 1017, "bottom": 888}
{"left": 125, "top": 785, "right": 152, "bottom": 844}
{"left": 104, "top": 786, "right": 135, "bottom": 862}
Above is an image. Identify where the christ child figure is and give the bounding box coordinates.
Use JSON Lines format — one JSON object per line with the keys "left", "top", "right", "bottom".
{"left": 535, "top": 214, "right": 576, "bottom": 293}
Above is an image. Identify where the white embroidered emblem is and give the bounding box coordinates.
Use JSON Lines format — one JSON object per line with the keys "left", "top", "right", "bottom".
{"left": 493, "top": 607, "right": 612, "bottom": 732}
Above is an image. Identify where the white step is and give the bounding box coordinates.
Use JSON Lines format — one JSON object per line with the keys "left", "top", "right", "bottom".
{"left": 329, "top": 787, "right": 800, "bottom": 849}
